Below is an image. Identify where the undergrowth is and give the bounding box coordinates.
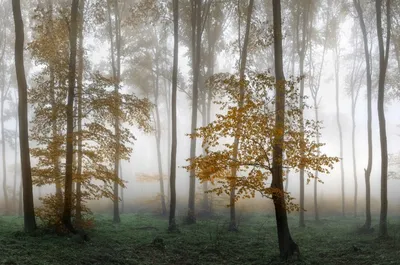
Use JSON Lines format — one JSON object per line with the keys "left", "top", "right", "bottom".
{"left": 0, "top": 214, "right": 399, "bottom": 265}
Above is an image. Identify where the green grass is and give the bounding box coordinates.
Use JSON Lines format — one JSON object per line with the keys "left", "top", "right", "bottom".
{"left": 1, "top": 213, "right": 400, "bottom": 265}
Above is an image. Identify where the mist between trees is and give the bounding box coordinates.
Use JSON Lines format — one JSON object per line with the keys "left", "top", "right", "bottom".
{"left": 0, "top": 0, "right": 400, "bottom": 263}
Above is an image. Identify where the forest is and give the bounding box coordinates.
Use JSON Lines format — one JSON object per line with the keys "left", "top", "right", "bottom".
{"left": 1, "top": 0, "right": 400, "bottom": 264}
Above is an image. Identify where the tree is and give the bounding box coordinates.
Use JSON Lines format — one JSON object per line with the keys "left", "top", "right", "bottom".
{"left": 12, "top": 0, "right": 37, "bottom": 232}
{"left": 346, "top": 25, "right": 364, "bottom": 218}
{"left": 0, "top": 22, "right": 10, "bottom": 214}
{"left": 307, "top": 1, "right": 330, "bottom": 221}
{"left": 105, "top": 0, "right": 122, "bottom": 224}
{"left": 75, "top": 0, "right": 85, "bottom": 224}
{"left": 293, "top": 0, "right": 311, "bottom": 227}
{"left": 189, "top": 76, "right": 338, "bottom": 259}
{"left": 271, "top": 0, "right": 298, "bottom": 258}
{"left": 376, "top": 0, "right": 391, "bottom": 238}
{"left": 187, "top": 0, "right": 203, "bottom": 224}
{"left": 168, "top": 0, "right": 179, "bottom": 232}
{"left": 333, "top": 8, "right": 345, "bottom": 217}
{"left": 227, "top": 0, "right": 254, "bottom": 232}
{"left": 353, "top": 0, "right": 373, "bottom": 231}
{"left": 62, "top": 0, "right": 79, "bottom": 233}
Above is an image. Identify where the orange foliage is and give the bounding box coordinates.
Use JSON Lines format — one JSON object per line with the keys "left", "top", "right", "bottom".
{"left": 186, "top": 72, "right": 339, "bottom": 211}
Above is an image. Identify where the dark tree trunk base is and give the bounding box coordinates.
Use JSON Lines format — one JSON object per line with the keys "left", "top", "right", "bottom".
{"left": 281, "top": 239, "right": 300, "bottom": 261}
{"left": 185, "top": 211, "right": 196, "bottom": 225}
{"left": 228, "top": 222, "right": 238, "bottom": 232}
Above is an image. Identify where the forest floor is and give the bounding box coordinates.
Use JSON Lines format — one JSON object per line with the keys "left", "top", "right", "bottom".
{"left": 0, "top": 213, "right": 400, "bottom": 265}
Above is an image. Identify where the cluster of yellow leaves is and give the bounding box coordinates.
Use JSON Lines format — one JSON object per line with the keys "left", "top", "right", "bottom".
{"left": 136, "top": 173, "right": 167, "bottom": 183}
{"left": 186, "top": 72, "right": 339, "bottom": 209}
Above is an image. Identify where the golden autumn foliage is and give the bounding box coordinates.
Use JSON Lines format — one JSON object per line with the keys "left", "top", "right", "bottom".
{"left": 27, "top": 3, "right": 153, "bottom": 227}
{"left": 136, "top": 173, "right": 167, "bottom": 183}
{"left": 36, "top": 193, "right": 94, "bottom": 233}
{"left": 185, "top": 72, "right": 339, "bottom": 211}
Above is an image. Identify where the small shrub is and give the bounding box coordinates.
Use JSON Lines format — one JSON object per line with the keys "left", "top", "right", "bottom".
{"left": 35, "top": 193, "right": 94, "bottom": 234}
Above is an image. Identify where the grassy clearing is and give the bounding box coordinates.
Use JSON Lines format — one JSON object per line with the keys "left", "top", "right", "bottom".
{"left": 0, "top": 213, "right": 399, "bottom": 265}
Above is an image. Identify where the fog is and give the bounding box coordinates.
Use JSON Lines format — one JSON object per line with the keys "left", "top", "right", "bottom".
{"left": 0, "top": 0, "right": 400, "bottom": 221}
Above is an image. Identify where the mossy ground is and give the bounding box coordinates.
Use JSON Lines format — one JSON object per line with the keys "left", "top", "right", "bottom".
{"left": 1, "top": 213, "right": 399, "bottom": 265}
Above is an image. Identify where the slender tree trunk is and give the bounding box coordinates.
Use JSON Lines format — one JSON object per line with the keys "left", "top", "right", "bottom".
{"left": 63, "top": 0, "right": 79, "bottom": 234}
{"left": 272, "top": 0, "right": 299, "bottom": 259}
{"left": 46, "top": 0, "right": 62, "bottom": 200}
{"left": 165, "top": 78, "right": 171, "bottom": 207}
{"left": 106, "top": 0, "right": 121, "bottom": 224}
{"left": 351, "top": 88, "right": 357, "bottom": 217}
{"left": 75, "top": 0, "right": 85, "bottom": 224}
{"left": 228, "top": 0, "right": 254, "bottom": 232}
{"left": 376, "top": 0, "right": 391, "bottom": 238}
{"left": 18, "top": 178, "right": 22, "bottom": 216}
{"left": 296, "top": 1, "right": 311, "bottom": 228}
{"left": 187, "top": 0, "right": 202, "bottom": 224}
{"left": 168, "top": 0, "right": 179, "bottom": 232}
{"left": 201, "top": 91, "right": 209, "bottom": 213}
{"left": 1, "top": 89, "right": 8, "bottom": 213}
{"left": 313, "top": 103, "right": 320, "bottom": 222}
{"left": 309, "top": 9, "right": 329, "bottom": 221}
{"left": 13, "top": 115, "right": 18, "bottom": 213}
{"left": 353, "top": 0, "right": 373, "bottom": 230}
{"left": 119, "top": 162, "right": 124, "bottom": 214}
{"left": 154, "top": 63, "right": 167, "bottom": 215}
{"left": 12, "top": 0, "right": 37, "bottom": 232}
{"left": 334, "top": 44, "right": 345, "bottom": 216}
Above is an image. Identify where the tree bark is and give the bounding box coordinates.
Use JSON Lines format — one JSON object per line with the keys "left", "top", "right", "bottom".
{"left": 333, "top": 42, "right": 345, "bottom": 216}
{"left": 353, "top": 0, "right": 373, "bottom": 230}
{"left": 228, "top": 0, "right": 254, "bottom": 232}
{"left": 1, "top": 79, "right": 8, "bottom": 214}
{"left": 119, "top": 162, "right": 124, "bottom": 214}
{"left": 295, "top": 1, "right": 310, "bottom": 228}
{"left": 187, "top": 0, "right": 202, "bottom": 224}
{"left": 106, "top": 0, "right": 121, "bottom": 224}
{"left": 75, "top": 0, "right": 85, "bottom": 224}
{"left": 376, "top": 0, "right": 391, "bottom": 238}
{"left": 62, "top": 0, "right": 79, "bottom": 234}
{"left": 168, "top": 0, "right": 179, "bottom": 232}
{"left": 13, "top": 112, "right": 18, "bottom": 213}
{"left": 12, "top": 0, "right": 37, "bottom": 232}
{"left": 154, "top": 58, "right": 167, "bottom": 215}
{"left": 272, "top": 0, "right": 299, "bottom": 259}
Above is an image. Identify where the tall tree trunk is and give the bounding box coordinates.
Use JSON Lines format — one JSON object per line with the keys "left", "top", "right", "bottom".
{"left": 168, "top": 0, "right": 179, "bottom": 232}
{"left": 154, "top": 60, "right": 167, "bottom": 215}
{"left": 75, "top": 0, "right": 85, "bottom": 224}
{"left": 351, "top": 78, "right": 358, "bottom": 218}
{"left": 12, "top": 0, "right": 37, "bottom": 232}
{"left": 13, "top": 113, "right": 18, "bottom": 213}
{"left": 353, "top": 0, "right": 373, "bottom": 230}
{"left": 296, "top": 1, "right": 310, "bottom": 228}
{"left": 18, "top": 178, "right": 22, "bottom": 216}
{"left": 1, "top": 86, "right": 8, "bottom": 213}
{"left": 106, "top": 0, "right": 121, "bottom": 224}
{"left": 62, "top": 0, "right": 79, "bottom": 234}
{"left": 334, "top": 43, "right": 345, "bottom": 216}
{"left": 119, "top": 162, "right": 124, "bottom": 214}
{"left": 165, "top": 78, "right": 171, "bottom": 207}
{"left": 228, "top": 0, "right": 254, "bottom": 232}
{"left": 272, "top": 0, "right": 299, "bottom": 259}
{"left": 309, "top": 8, "right": 329, "bottom": 221}
{"left": 187, "top": 0, "right": 202, "bottom": 224}
{"left": 46, "top": 0, "right": 62, "bottom": 200}
{"left": 376, "top": 0, "right": 391, "bottom": 238}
